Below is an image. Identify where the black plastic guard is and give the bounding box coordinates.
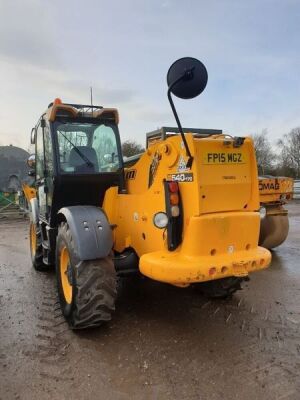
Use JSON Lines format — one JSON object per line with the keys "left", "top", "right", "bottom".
{"left": 58, "top": 205, "right": 113, "bottom": 261}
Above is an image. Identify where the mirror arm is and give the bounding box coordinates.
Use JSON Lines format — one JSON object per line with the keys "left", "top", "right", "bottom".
{"left": 168, "top": 76, "right": 193, "bottom": 168}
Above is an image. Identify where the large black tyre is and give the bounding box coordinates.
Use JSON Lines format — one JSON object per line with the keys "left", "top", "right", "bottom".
{"left": 195, "top": 277, "right": 244, "bottom": 299}
{"left": 56, "top": 222, "right": 117, "bottom": 329}
{"left": 29, "top": 221, "right": 48, "bottom": 271}
{"left": 259, "top": 214, "right": 289, "bottom": 249}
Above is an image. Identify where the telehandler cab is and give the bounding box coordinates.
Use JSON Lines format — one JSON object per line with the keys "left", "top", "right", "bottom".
{"left": 25, "top": 57, "right": 271, "bottom": 329}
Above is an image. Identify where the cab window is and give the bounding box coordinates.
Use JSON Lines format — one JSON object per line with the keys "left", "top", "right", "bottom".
{"left": 55, "top": 121, "right": 120, "bottom": 173}
{"left": 36, "top": 123, "right": 44, "bottom": 180}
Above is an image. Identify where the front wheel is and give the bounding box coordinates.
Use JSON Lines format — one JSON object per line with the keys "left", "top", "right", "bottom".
{"left": 56, "top": 222, "right": 117, "bottom": 329}
{"left": 29, "top": 222, "right": 48, "bottom": 271}
{"left": 194, "top": 277, "right": 244, "bottom": 299}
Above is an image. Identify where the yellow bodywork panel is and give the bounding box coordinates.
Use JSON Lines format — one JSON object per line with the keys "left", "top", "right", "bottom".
{"left": 195, "top": 137, "right": 259, "bottom": 214}
{"left": 259, "top": 176, "right": 294, "bottom": 204}
{"left": 22, "top": 184, "right": 36, "bottom": 202}
{"left": 103, "top": 133, "right": 271, "bottom": 285}
{"left": 140, "top": 212, "right": 270, "bottom": 285}
{"left": 140, "top": 247, "right": 270, "bottom": 285}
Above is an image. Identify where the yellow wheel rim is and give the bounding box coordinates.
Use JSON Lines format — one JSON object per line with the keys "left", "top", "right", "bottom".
{"left": 60, "top": 246, "right": 73, "bottom": 304}
{"left": 30, "top": 223, "right": 37, "bottom": 256}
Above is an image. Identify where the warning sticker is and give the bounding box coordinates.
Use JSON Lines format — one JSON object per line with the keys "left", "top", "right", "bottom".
{"left": 177, "top": 155, "right": 189, "bottom": 172}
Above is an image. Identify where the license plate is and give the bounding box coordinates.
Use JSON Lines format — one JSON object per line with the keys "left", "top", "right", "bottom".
{"left": 232, "top": 262, "right": 248, "bottom": 277}
{"left": 203, "top": 152, "right": 245, "bottom": 164}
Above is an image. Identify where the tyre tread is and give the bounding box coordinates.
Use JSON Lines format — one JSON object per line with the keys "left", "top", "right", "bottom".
{"left": 56, "top": 222, "right": 116, "bottom": 329}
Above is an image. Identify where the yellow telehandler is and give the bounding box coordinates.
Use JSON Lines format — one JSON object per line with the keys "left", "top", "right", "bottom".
{"left": 24, "top": 57, "right": 271, "bottom": 329}
{"left": 258, "top": 176, "right": 293, "bottom": 249}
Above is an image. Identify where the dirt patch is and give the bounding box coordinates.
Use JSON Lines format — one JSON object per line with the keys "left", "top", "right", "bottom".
{"left": 0, "top": 213, "right": 300, "bottom": 400}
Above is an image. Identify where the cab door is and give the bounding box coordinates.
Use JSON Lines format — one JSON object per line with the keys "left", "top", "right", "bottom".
{"left": 35, "top": 120, "right": 53, "bottom": 219}
{"left": 35, "top": 120, "right": 47, "bottom": 218}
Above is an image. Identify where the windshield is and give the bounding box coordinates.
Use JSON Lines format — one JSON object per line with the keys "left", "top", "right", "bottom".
{"left": 54, "top": 121, "right": 121, "bottom": 174}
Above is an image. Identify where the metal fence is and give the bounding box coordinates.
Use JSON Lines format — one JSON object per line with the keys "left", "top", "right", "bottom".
{"left": 294, "top": 180, "right": 300, "bottom": 199}
{"left": 0, "top": 191, "right": 28, "bottom": 219}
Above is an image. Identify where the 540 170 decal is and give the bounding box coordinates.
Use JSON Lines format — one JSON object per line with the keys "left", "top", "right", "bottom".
{"left": 167, "top": 173, "right": 194, "bottom": 182}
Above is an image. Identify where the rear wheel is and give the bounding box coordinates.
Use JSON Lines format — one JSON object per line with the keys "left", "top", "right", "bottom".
{"left": 30, "top": 222, "right": 48, "bottom": 271}
{"left": 56, "top": 222, "right": 117, "bottom": 329}
{"left": 259, "top": 214, "right": 289, "bottom": 249}
{"left": 195, "top": 277, "right": 244, "bottom": 299}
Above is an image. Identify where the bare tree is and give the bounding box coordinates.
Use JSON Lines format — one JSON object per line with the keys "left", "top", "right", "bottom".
{"left": 277, "top": 127, "right": 300, "bottom": 178}
{"left": 122, "top": 140, "right": 145, "bottom": 158}
{"left": 252, "top": 129, "right": 275, "bottom": 175}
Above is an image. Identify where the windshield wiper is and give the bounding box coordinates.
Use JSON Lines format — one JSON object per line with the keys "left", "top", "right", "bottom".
{"left": 58, "top": 131, "right": 94, "bottom": 168}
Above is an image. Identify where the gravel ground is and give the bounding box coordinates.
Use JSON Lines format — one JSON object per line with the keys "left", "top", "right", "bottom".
{"left": 0, "top": 203, "right": 299, "bottom": 400}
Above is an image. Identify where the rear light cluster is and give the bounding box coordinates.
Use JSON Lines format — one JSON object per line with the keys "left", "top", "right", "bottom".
{"left": 164, "top": 180, "right": 183, "bottom": 251}
{"left": 168, "top": 182, "right": 180, "bottom": 217}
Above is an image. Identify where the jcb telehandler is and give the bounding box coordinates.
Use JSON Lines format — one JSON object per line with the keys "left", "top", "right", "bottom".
{"left": 25, "top": 57, "right": 271, "bottom": 329}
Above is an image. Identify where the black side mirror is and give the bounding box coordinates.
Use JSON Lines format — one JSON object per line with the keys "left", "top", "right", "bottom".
{"left": 166, "top": 57, "right": 208, "bottom": 168}
{"left": 31, "top": 128, "right": 36, "bottom": 144}
{"left": 167, "top": 57, "right": 208, "bottom": 99}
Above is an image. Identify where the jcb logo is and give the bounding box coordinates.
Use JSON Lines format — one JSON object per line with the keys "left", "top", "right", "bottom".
{"left": 259, "top": 182, "right": 280, "bottom": 191}
{"left": 204, "top": 152, "right": 244, "bottom": 164}
{"left": 125, "top": 169, "right": 137, "bottom": 180}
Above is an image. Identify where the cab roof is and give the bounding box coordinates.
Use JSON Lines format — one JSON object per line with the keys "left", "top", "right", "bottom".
{"left": 45, "top": 100, "right": 119, "bottom": 124}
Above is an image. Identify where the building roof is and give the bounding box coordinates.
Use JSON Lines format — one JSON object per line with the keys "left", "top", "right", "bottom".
{"left": 0, "top": 145, "right": 29, "bottom": 161}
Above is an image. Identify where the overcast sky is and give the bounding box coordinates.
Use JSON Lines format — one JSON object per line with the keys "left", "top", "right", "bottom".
{"left": 0, "top": 0, "right": 299, "bottom": 150}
